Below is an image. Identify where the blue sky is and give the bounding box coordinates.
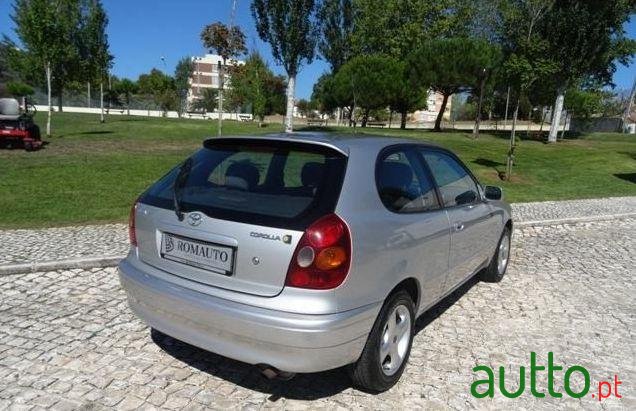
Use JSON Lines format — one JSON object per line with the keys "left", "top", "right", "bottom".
{"left": 1, "top": 1, "right": 634, "bottom": 98}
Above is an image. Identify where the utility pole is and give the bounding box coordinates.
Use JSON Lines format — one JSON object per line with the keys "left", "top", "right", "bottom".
{"left": 217, "top": 0, "right": 238, "bottom": 136}
{"left": 218, "top": 60, "right": 223, "bottom": 136}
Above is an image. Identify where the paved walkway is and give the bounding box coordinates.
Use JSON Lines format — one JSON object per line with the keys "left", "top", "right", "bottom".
{"left": 0, "top": 218, "right": 633, "bottom": 409}
{"left": 0, "top": 197, "right": 634, "bottom": 273}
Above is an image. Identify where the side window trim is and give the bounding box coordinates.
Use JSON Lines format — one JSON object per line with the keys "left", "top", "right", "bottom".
{"left": 375, "top": 144, "right": 442, "bottom": 214}
{"left": 418, "top": 146, "right": 484, "bottom": 209}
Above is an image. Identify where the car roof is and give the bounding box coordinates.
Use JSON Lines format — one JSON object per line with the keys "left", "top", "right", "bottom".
{"left": 206, "top": 132, "right": 443, "bottom": 156}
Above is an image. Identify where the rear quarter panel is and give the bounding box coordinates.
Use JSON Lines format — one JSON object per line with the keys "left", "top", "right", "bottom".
{"left": 334, "top": 142, "right": 449, "bottom": 313}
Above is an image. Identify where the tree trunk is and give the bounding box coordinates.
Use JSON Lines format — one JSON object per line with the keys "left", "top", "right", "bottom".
{"left": 434, "top": 93, "right": 449, "bottom": 132}
{"left": 473, "top": 75, "right": 487, "bottom": 137}
{"left": 560, "top": 111, "right": 569, "bottom": 140}
{"left": 504, "top": 86, "right": 510, "bottom": 130}
{"left": 100, "top": 81, "right": 104, "bottom": 123}
{"left": 361, "top": 109, "right": 369, "bottom": 127}
{"left": 46, "top": 62, "right": 52, "bottom": 137}
{"left": 539, "top": 107, "right": 550, "bottom": 134}
{"left": 388, "top": 110, "right": 393, "bottom": 128}
{"left": 400, "top": 109, "right": 407, "bottom": 129}
{"left": 284, "top": 74, "right": 296, "bottom": 133}
{"left": 57, "top": 93, "right": 63, "bottom": 112}
{"left": 548, "top": 88, "right": 565, "bottom": 143}
{"left": 87, "top": 82, "right": 91, "bottom": 108}
{"left": 127, "top": 93, "right": 131, "bottom": 116}
{"left": 506, "top": 98, "right": 520, "bottom": 181}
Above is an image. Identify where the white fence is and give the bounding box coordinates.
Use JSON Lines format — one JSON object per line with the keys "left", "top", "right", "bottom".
{"left": 34, "top": 105, "right": 253, "bottom": 121}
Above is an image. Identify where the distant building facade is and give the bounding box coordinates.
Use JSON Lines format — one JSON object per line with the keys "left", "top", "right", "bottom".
{"left": 412, "top": 90, "right": 452, "bottom": 123}
{"left": 188, "top": 54, "right": 244, "bottom": 104}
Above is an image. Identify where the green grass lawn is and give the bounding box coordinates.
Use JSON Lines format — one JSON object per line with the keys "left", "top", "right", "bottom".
{"left": 0, "top": 112, "right": 634, "bottom": 228}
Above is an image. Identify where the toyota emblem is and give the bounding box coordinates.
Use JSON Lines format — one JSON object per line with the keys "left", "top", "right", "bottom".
{"left": 187, "top": 213, "right": 202, "bottom": 226}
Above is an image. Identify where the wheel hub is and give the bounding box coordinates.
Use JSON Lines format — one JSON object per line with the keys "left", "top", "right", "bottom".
{"left": 379, "top": 304, "right": 411, "bottom": 376}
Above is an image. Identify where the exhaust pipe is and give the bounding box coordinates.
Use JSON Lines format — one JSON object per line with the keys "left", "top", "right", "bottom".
{"left": 257, "top": 364, "right": 296, "bottom": 381}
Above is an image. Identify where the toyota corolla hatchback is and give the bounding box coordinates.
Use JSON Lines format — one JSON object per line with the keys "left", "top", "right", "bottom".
{"left": 119, "top": 133, "right": 512, "bottom": 392}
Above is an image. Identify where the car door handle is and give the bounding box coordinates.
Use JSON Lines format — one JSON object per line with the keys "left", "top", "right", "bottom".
{"left": 454, "top": 223, "right": 465, "bottom": 232}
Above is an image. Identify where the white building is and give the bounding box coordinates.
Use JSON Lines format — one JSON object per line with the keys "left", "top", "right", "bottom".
{"left": 188, "top": 54, "right": 244, "bottom": 104}
{"left": 412, "top": 90, "right": 452, "bottom": 123}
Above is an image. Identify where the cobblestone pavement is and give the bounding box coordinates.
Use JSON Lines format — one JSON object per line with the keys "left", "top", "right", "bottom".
{"left": 1, "top": 196, "right": 634, "bottom": 269}
{"left": 0, "top": 218, "right": 633, "bottom": 410}
{"left": 0, "top": 224, "right": 127, "bottom": 266}
{"left": 511, "top": 196, "right": 636, "bottom": 223}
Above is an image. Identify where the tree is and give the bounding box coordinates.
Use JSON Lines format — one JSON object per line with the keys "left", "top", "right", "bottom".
{"left": 389, "top": 60, "right": 428, "bottom": 129}
{"left": 333, "top": 55, "right": 401, "bottom": 127}
{"left": 11, "top": 0, "right": 113, "bottom": 132}
{"left": 11, "top": 0, "right": 80, "bottom": 136}
{"left": 201, "top": 22, "right": 246, "bottom": 134}
{"left": 7, "top": 81, "right": 34, "bottom": 98}
{"left": 252, "top": 0, "right": 319, "bottom": 133}
{"left": 296, "top": 99, "right": 311, "bottom": 117}
{"left": 227, "top": 52, "right": 285, "bottom": 126}
{"left": 499, "top": 0, "right": 557, "bottom": 178}
{"left": 137, "top": 68, "right": 176, "bottom": 114}
{"left": 191, "top": 88, "right": 219, "bottom": 113}
{"left": 265, "top": 74, "right": 287, "bottom": 116}
{"left": 317, "top": 0, "right": 355, "bottom": 71}
{"left": 351, "top": 0, "right": 468, "bottom": 60}
{"left": 113, "top": 78, "right": 137, "bottom": 115}
{"left": 311, "top": 72, "right": 339, "bottom": 115}
{"left": 471, "top": 44, "right": 502, "bottom": 136}
{"left": 80, "top": 0, "right": 112, "bottom": 123}
{"left": 409, "top": 38, "right": 499, "bottom": 131}
{"left": 542, "top": 1, "right": 636, "bottom": 142}
{"left": 174, "top": 57, "right": 193, "bottom": 117}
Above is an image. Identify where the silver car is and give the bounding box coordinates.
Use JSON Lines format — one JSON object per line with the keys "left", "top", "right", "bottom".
{"left": 118, "top": 133, "right": 512, "bottom": 392}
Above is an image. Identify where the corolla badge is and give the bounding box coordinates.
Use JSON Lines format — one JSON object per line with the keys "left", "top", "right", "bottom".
{"left": 187, "top": 212, "right": 203, "bottom": 226}
{"left": 250, "top": 232, "right": 292, "bottom": 244}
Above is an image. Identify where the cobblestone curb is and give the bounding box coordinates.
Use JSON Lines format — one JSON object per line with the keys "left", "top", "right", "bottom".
{"left": 514, "top": 211, "right": 636, "bottom": 227}
{"left": 0, "top": 256, "right": 123, "bottom": 276}
{"left": 1, "top": 196, "right": 635, "bottom": 275}
{"left": 1, "top": 211, "right": 634, "bottom": 276}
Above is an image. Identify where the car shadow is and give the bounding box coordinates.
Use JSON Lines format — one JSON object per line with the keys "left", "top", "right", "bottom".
{"left": 151, "top": 274, "right": 480, "bottom": 400}
{"left": 414, "top": 275, "right": 480, "bottom": 334}
{"left": 151, "top": 329, "right": 352, "bottom": 400}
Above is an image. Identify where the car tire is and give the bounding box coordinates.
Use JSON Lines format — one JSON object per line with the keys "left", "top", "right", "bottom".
{"left": 481, "top": 226, "right": 511, "bottom": 283}
{"left": 349, "top": 290, "right": 415, "bottom": 392}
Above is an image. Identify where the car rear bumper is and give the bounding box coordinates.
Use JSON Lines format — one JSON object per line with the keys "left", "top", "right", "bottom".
{"left": 118, "top": 258, "right": 379, "bottom": 373}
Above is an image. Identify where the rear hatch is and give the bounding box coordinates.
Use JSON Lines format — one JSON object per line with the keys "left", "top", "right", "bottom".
{"left": 135, "top": 137, "right": 348, "bottom": 297}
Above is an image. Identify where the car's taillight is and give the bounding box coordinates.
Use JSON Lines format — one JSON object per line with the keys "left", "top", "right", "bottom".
{"left": 285, "top": 213, "right": 352, "bottom": 290}
{"left": 128, "top": 201, "right": 138, "bottom": 246}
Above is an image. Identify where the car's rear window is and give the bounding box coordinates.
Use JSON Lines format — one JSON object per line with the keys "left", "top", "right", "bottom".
{"left": 140, "top": 138, "right": 348, "bottom": 230}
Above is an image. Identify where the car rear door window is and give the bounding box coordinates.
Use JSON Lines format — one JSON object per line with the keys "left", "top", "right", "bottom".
{"left": 421, "top": 150, "right": 480, "bottom": 207}
{"left": 376, "top": 148, "right": 440, "bottom": 213}
{"left": 140, "top": 139, "right": 347, "bottom": 230}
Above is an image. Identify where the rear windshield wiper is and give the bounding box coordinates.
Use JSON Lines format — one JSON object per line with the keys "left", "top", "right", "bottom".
{"left": 173, "top": 158, "right": 193, "bottom": 221}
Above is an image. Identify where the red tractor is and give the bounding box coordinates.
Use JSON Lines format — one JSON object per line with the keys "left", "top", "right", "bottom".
{"left": 0, "top": 97, "right": 42, "bottom": 151}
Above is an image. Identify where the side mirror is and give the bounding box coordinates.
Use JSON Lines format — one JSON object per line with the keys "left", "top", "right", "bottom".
{"left": 455, "top": 190, "right": 477, "bottom": 206}
{"left": 484, "top": 186, "right": 502, "bottom": 201}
